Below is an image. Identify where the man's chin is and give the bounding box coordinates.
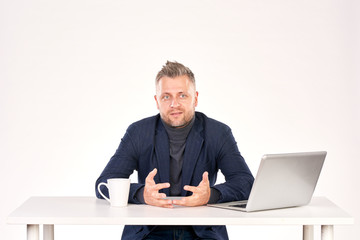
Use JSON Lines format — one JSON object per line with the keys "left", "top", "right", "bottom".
{"left": 172, "top": 123, "right": 187, "bottom": 128}
{"left": 165, "top": 119, "right": 186, "bottom": 128}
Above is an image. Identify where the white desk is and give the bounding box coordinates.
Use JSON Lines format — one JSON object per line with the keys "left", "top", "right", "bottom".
{"left": 7, "top": 196, "right": 353, "bottom": 240}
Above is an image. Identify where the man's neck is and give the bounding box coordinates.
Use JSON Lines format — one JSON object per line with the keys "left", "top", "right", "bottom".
{"left": 162, "top": 117, "right": 195, "bottom": 140}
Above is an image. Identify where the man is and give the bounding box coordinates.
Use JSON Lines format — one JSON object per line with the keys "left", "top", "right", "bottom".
{"left": 96, "top": 61, "right": 254, "bottom": 240}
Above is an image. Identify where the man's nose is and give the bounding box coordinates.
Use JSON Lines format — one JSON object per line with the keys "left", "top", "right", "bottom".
{"left": 170, "top": 98, "right": 180, "bottom": 108}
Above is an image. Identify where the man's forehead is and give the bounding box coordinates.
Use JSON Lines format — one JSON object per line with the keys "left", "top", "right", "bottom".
{"left": 158, "top": 75, "right": 191, "bottom": 84}
{"left": 156, "top": 75, "right": 195, "bottom": 93}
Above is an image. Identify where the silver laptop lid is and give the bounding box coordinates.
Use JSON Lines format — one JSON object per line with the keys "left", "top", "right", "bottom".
{"left": 246, "top": 151, "right": 326, "bottom": 212}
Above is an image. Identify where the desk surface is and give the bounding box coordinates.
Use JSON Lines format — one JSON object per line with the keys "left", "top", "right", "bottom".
{"left": 7, "top": 196, "right": 353, "bottom": 226}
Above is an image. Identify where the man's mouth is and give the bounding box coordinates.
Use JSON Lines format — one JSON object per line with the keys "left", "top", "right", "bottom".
{"left": 170, "top": 111, "right": 182, "bottom": 117}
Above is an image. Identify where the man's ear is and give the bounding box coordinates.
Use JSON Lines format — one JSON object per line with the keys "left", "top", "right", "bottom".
{"left": 154, "top": 95, "right": 160, "bottom": 110}
{"left": 194, "top": 91, "right": 199, "bottom": 107}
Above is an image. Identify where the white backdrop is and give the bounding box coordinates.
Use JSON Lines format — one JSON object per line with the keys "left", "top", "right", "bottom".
{"left": 1, "top": 0, "right": 359, "bottom": 239}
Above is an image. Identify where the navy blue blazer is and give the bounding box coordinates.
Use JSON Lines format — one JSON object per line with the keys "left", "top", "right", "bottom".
{"left": 96, "top": 112, "right": 254, "bottom": 240}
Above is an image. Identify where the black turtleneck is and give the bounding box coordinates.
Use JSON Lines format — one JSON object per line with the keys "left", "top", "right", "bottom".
{"left": 162, "top": 117, "right": 195, "bottom": 196}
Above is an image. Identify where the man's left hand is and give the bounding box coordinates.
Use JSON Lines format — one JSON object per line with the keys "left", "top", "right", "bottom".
{"left": 172, "top": 171, "right": 211, "bottom": 207}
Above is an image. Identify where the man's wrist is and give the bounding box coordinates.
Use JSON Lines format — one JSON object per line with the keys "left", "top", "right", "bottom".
{"left": 135, "top": 186, "right": 146, "bottom": 204}
{"left": 208, "top": 188, "right": 221, "bottom": 204}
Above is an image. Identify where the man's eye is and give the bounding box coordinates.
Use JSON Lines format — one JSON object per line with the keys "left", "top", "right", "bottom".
{"left": 162, "top": 95, "right": 170, "bottom": 100}
{"left": 180, "top": 94, "right": 187, "bottom": 98}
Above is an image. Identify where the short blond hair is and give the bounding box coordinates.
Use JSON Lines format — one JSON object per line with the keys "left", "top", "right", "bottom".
{"left": 155, "top": 61, "right": 195, "bottom": 87}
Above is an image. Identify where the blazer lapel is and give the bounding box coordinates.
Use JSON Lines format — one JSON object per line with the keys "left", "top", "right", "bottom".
{"left": 154, "top": 121, "right": 170, "bottom": 195}
{"left": 181, "top": 120, "right": 204, "bottom": 196}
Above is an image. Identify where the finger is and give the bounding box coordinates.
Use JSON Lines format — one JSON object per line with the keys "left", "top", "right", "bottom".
{"left": 162, "top": 204, "right": 174, "bottom": 208}
{"left": 153, "top": 198, "right": 174, "bottom": 208}
{"left": 183, "top": 185, "right": 198, "bottom": 193}
{"left": 173, "top": 196, "right": 202, "bottom": 207}
{"left": 153, "top": 182, "right": 170, "bottom": 191}
{"left": 161, "top": 202, "right": 175, "bottom": 208}
{"left": 159, "top": 193, "right": 167, "bottom": 199}
{"left": 202, "top": 171, "right": 209, "bottom": 181}
{"left": 151, "top": 192, "right": 167, "bottom": 199}
{"left": 200, "top": 171, "right": 209, "bottom": 186}
{"left": 145, "top": 168, "right": 157, "bottom": 184}
{"left": 172, "top": 197, "right": 187, "bottom": 206}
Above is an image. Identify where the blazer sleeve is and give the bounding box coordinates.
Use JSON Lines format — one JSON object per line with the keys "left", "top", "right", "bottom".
{"left": 212, "top": 127, "right": 254, "bottom": 203}
{"left": 95, "top": 124, "right": 145, "bottom": 204}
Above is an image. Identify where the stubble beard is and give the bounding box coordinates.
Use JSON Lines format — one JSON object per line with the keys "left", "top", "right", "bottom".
{"left": 162, "top": 110, "right": 195, "bottom": 128}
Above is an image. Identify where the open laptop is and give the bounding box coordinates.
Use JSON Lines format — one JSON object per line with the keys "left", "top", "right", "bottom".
{"left": 208, "top": 151, "right": 326, "bottom": 212}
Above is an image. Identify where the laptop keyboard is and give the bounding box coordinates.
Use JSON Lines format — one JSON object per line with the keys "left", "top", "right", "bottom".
{"left": 229, "top": 204, "right": 247, "bottom": 208}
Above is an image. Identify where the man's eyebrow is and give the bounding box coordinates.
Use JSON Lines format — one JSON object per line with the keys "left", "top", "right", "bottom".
{"left": 161, "top": 91, "right": 186, "bottom": 95}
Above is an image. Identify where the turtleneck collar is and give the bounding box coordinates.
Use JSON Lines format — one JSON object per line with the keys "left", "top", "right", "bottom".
{"left": 161, "top": 116, "right": 195, "bottom": 141}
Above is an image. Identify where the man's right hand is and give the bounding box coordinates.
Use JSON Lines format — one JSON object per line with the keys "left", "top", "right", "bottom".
{"left": 143, "top": 168, "right": 173, "bottom": 208}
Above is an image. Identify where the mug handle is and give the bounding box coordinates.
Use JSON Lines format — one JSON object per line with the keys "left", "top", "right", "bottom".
{"left": 97, "top": 182, "right": 110, "bottom": 203}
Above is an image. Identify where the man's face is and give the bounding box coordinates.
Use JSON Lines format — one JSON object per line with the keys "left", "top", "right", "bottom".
{"left": 155, "top": 75, "right": 198, "bottom": 128}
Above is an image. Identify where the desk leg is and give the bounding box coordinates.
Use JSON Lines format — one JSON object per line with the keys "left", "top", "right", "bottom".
{"left": 27, "top": 224, "right": 39, "bottom": 240}
{"left": 321, "top": 225, "right": 334, "bottom": 240}
{"left": 303, "top": 225, "right": 314, "bottom": 240}
{"left": 44, "top": 225, "right": 54, "bottom": 240}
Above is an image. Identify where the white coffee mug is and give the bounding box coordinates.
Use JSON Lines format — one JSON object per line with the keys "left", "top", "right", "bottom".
{"left": 97, "top": 178, "right": 130, "bottom": 207}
